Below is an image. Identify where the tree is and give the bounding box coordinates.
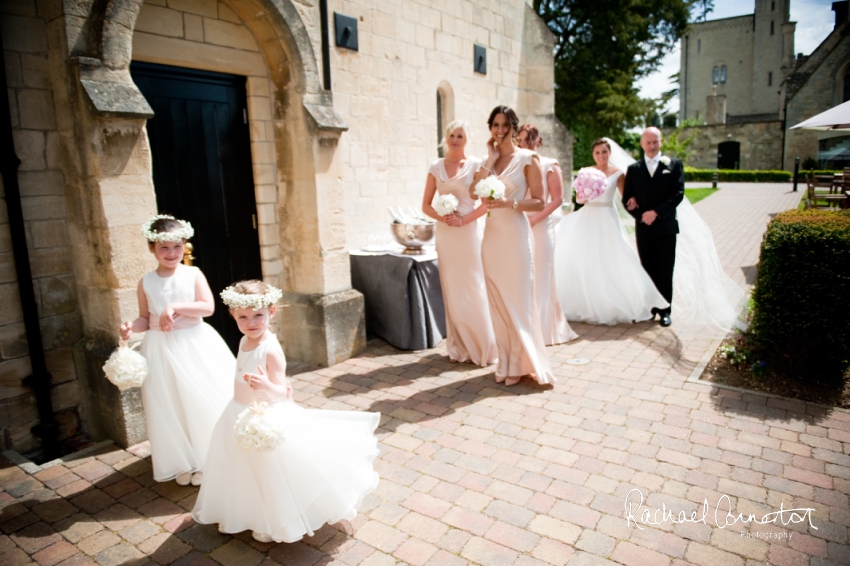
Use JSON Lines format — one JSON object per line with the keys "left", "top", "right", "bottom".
{"left": 661, "top": 118, "right": 701, "bottom": 162}
{"left": 533, "top": 0, "right": 693, "bottom": 166}
{"left": 696, "top": 0, "right": 714, "bottom": 21}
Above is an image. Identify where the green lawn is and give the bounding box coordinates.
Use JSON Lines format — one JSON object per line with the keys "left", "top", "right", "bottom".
{"left": 685, "top": 188, "right": 718, "bottom": 205}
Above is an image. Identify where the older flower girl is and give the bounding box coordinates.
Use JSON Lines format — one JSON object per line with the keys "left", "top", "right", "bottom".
{"left": 119, "top": 215, "right": 234, "bottom": 486}
{"left": 192, "top": 280, "right": 379, "bottom": 543}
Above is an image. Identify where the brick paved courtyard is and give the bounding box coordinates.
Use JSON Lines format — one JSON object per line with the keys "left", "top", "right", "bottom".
{"left": 4, "top": 183, "right": 848, "bottom": 566}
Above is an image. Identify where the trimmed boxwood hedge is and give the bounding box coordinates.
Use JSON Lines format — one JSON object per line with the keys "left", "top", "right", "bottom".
{"left": 750, "top": 210, "right": 850, "bottom": 381}
{"left": 685, "top": 169, "right": 792, "bottom": 182}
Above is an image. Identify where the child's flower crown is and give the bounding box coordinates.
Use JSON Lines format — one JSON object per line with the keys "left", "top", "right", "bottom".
{"left": 141, "top": 214, "right": 194, "bottom": 242}
{"left": 220, "top": 285, "right": 283, "bottom": 310}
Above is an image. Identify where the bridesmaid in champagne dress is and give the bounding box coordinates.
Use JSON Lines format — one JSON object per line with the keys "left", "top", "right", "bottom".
{"left": 421, "top": 120, "right": 498, "bottom": 366}
{"left": 517, "top": 125, "right": 578, "bottom": 346}
{"left": 470, "top": 106, "right": 554, "bottom": 386}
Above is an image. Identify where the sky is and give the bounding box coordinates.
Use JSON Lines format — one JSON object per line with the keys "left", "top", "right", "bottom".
{"left": 637, "top": 0, "right": 836, "bottom": 115}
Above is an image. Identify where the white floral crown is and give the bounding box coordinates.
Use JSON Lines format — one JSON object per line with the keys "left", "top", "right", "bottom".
{"left": 220, "top": 285, "right": 283, "bottom": 310}
{"left": 141, "top": 214, "right": 194, "bottom": 242}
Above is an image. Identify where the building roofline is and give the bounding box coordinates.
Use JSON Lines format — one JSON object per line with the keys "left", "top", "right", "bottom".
{"left": 687, "top": 14, "right": 753, "bottom": 28}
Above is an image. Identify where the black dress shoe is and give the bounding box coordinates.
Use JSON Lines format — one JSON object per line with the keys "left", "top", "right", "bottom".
{"left": 650, "top": 308, "right": 658, "bottom": 320}
{"left": 660, "top": 314, "right": 672, "bottom": 327}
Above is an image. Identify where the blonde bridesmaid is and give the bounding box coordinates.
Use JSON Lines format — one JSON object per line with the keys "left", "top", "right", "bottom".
{"left": 470, "top": 106, "right": 554, "bottom": 386}
{"left": 517, "top": 125, "right": 578, "bottom": 346}
{"left": 421, "top": 120, "right": 498, "bottom": 366}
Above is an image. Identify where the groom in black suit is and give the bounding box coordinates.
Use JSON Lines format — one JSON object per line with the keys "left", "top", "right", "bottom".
{"left": 621, "top": 127, "right": 684, "bottom": 327}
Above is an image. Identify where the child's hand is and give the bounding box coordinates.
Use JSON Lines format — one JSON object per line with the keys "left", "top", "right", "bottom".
{"left": 159, "top": 307, "right": 176, "bottom": 332}
{"left": 243, "top": 366, "right": 273, "bottom": 392}
{"left": 119, "top": 322, "right": 133, "bottom": 341}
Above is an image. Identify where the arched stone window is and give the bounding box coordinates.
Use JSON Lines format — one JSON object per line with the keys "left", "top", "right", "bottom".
{"left": 436, "top": 81, "right": 455, "bottom": 157}
{"left": 720, "top": 65, "right": 727, "bottom": 83}
{"left": 712, "top": 65, "right": 727, "bottom": 84}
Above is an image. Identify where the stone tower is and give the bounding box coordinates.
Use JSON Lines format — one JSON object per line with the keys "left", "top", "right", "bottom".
{"left": 679, "top": 0, "right": 795, "bottom": 122}
{"left": 751, "top": 0, "right": 794, "bottom": 115}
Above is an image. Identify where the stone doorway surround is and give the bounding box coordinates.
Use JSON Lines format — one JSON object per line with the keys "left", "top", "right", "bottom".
{"left": 45, "top": 0, "right": 364, "bottom": 448}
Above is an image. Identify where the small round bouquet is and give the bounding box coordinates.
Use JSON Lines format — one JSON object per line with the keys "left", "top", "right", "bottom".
{"left": 102, "top": 340, "right": 148, "bottom": 390}
{"left": 573, "top": 168, "right": 607, "bottom": 204}
{"left": 474, "top": 177, "right": 506, "bottom": 216}
{"left": 234, "top": 401, "right": 287, "bottom": 452}
{"left": 433, "top": 193, "right": 459, "bottom": 216}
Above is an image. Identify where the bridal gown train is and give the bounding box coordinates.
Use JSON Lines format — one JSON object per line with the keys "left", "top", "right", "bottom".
{"left": 553, "top": 170, "right": 669, "bottom": 325}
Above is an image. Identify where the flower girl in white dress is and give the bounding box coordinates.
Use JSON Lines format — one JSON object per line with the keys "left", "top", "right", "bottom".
{"left": 192, "top": 280, "right": 380, "bottom": 544}
{"left": 119, "top": 215, "right": 234, "bottom": 486}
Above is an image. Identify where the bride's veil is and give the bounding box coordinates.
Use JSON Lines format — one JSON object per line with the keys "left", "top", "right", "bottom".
{"left": 602, "top": 138, "right": 638, "bottom": 239}
{"left": 602, "top": 137, "right": 747, "bottom": 336}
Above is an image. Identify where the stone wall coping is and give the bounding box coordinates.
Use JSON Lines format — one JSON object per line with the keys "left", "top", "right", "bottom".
{"left": 303, "top": 102, "right": 348, "bottom": 133}
{"left": 75, "top": 60, "right": 154, "bottom": 119}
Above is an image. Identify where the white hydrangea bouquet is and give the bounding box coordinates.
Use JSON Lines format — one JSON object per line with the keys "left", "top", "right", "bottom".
{"left": 474, "top": 177, "right": 506, "bottom": 216}
{"left": 433, "top": 193, "right": 459, "bottom": 216}
{"left": 234, "top": 401, "right": 287, "bottom": 452}
{"left": 102, "top": 340, "right": 148, "bottom": 390}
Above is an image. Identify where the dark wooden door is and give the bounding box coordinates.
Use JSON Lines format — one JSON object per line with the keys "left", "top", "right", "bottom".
{"left": 131, "top": 61, "right": 262, "bottom": 352}
{"left": 717, "top": 141, "right": 740, "bottom": 170}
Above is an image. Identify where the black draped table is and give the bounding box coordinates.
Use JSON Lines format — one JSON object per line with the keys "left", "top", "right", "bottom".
{"left": 349, "top": 248, "right": 446, "bottom": 350}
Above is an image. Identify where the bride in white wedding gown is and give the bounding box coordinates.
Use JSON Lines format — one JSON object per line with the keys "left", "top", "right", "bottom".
{"left": 553, "top": 139, "right": 668, "bottom": 325}
{"left": 554, "top": 137, "right": 747, "bottom": 336}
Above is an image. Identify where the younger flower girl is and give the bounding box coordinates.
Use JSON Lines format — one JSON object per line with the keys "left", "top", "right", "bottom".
{"left": 119, "top": 215, "right": 234, "bottom": 486}
{"left": 192, "top": 280, "right": 380, "bottom": 543}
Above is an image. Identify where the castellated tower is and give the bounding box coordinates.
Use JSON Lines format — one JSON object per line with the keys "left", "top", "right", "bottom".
{"left": 679, "top": 0, "right": 795, "bottom": 123}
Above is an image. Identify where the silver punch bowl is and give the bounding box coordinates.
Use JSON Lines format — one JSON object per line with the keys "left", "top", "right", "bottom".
{"left": 390, "top": 223, "right": 435, "bottom": 255}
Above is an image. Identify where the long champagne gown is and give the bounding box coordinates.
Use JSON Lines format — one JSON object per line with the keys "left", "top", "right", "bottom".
{"left": 429, "top": 157, "right": 498, "bottom": 366}
{"left": 553, "top": 170, "right": 669, "bottom": 325}
{"left": 140, "top": 264, "right": 234, "bottom": 481}
{"left": 480, "top": 148, "right": 554, "bottom": 383}
{"left": 530, "top": 157, "right": 578, "bottom": 345}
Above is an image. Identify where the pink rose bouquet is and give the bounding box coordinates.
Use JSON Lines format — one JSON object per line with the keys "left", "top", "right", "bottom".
{"left": 573, "top": 168, "right": 607, "bottom": 204}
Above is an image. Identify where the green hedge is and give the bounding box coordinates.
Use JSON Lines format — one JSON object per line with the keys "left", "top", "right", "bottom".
{"left": 750, "top": 210, "right": 850, "bottom": 381}
{"left": 685, "top": 169, "right": 792, "bottom": 182}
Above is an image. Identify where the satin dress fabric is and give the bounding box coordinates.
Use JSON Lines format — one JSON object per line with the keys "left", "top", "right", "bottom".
{"left": 529, "top": 157, "right": 578, "bottom": 345}
{"left": 480, "top": 148, "right": 555, "bottom": 383}
{"left": 193, "top": 332, "right": 380, "bottom": 543}
{"left": 140, "top": 264, "right": 234, "bottom": 481}
{"left": 429, "top": 157, "right": 498, "bottom": 366}
{"left": 553, "top": 170, "right": 669, "bottom": 325}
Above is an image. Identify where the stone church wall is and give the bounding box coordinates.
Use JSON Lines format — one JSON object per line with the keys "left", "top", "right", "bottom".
{"left": 329, "top": 0, "right": 568, "bottom": 249}
{"left": 0, "top": 0, "right": 83, "bottom": 454}
{"left": 680, "top": 15, "right": 755, "bottom": 121}
{"left": 783, "top": 31, "right": 850, "bottom": 170}
{"left": 0, "top": 0, "right": 569, "bottom": 455}
{"left": 672, "top": 121, "right": 784, "bottom": 170}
